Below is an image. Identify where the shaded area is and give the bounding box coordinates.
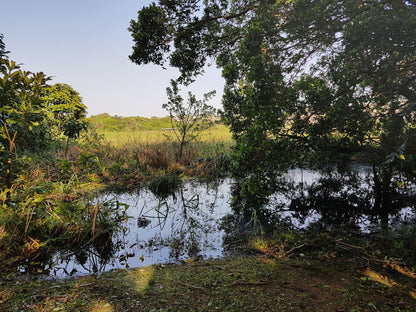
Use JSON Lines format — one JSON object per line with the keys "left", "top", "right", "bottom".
{"left": 230, "top": 167, "right": 416, "bottom": 232}
{"left": 0, "top": 253, "right": 415, "bottom": 311}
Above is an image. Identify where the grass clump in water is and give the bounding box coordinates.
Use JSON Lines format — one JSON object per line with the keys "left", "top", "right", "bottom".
{"left": 148, "top": 174, "right": 182, "bottom": 198}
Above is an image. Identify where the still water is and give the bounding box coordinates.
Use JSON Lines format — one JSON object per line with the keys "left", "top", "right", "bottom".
{"left": 17, "top": 168, "right": 416, "bottom": 278}
{"left": 19, "top": 179, "right": 233, "bottom": 278}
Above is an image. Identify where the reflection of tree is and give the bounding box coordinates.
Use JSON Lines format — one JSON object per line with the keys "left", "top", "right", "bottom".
{"left": 56, "top": 230, "right": 120, "bottom": 276}
{"left": 15, "top": 228, "right": 122, "bottom": 277}
{"left": 230, "top": 169, "right": 416, "bottom": 231}
{"left": 144, "top": 182, "right": 222, "bottom": 260}
{"left": 288, "top": 172, "right": 375, "bottom": 229}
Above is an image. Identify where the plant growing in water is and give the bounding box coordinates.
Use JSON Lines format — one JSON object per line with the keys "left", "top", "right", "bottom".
{"left": 148, "top": 174, "right": 182, "bottom": 198}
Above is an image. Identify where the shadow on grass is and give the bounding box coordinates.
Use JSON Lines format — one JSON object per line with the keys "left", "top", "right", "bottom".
{"left": 1, "top": 256, "right": 416, "bottom": 311}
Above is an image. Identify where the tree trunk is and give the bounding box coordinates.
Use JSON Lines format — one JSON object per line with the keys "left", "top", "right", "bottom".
{"left": 373, "top": 164, "right": 392, "bottom": 227}
{"left": 178, "top": 129, "right": 187, "bottom": 163}
{"left": 65, "top": 137, "right": 70, "bottom": 158}
{"left": 3, "top": 124, "right": 17, "bottom": 190}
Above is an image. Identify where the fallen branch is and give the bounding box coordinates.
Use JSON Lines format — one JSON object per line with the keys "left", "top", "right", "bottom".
{"left": 279, "top": 244, "right": 306, "bottom": 258}
{"left": 231, "top": 279, "right": 272, "bottom": 286}
{"left": 336, "top": 241, "right": 363, "bottom": 251}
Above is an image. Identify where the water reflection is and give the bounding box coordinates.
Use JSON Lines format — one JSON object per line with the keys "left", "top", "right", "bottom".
{"left": 21, "top": 179, "right": 232, "bottom": 278}
{"left": 231, "top": 167, "right": 416, "bottom": 232}
{"left": 14, "top": 168, "right": 416, "bottom": 279}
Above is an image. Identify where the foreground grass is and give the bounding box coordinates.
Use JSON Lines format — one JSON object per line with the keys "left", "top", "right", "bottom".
{"left": 1, "top": 253, "right": 415, "bottom": 311}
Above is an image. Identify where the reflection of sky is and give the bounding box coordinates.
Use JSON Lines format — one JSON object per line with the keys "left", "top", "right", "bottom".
{"left": 47, "top": 179, "right": 232, "bottom": 278}
{"left": 17, "top": 170, "right": 416, "bottom": 278}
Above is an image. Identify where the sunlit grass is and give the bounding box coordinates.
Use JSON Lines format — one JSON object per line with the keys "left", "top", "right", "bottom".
{"left": 90, "top": 300, "right": 114, "bottom": 312}
{"left": 129, "top": 266, "right": 155, "bottom": 294}
{"left": 390, "top": 264, "right": 416, "bottom": 280}
{"left": 98, "top": 124, "right": 233, "bottom": 147}
{"left": 363, "top": 268, "right": 398, "bottom": 288}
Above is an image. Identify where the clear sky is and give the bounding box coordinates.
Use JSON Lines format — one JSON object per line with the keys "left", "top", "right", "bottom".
{"left": 0, "top": 0, "right": 224, "bottom": 117}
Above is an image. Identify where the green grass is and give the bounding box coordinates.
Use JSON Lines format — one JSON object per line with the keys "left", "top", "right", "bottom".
{"left": 1, "top": 254, "right": 415, "bottom": 311}
{"left": 97, "top": 124, "right": 233, "bottom": 147}
{"left": 2, "top": 229, "right": 416, "bottom": 311}
{"left": 87, "top": 114, "right": 234, "bottom": 146}
{"left": 77, "top": 122, "right": 235, "bottom": 183}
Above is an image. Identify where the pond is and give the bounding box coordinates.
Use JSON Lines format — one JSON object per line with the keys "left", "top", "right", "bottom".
{"left": 15, "top": 168, "right": 416, "bottom": 279}
{"left": 17, "top": 179, "right": 233, "bottom": 278}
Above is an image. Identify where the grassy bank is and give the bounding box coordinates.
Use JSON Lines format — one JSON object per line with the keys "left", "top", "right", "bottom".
{"left": 1, "top": 244, "right": 415, "bottom": 311}
{"left": 1, "top": 229, "right": 416, "bottom": 311}
{"left": 77, "top": 121, "right": 234, "bottom": 186}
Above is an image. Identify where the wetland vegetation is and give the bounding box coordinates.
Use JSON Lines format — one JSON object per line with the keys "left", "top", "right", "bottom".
{"left": 2, "top": 0, "right": 416, "bottom": 310}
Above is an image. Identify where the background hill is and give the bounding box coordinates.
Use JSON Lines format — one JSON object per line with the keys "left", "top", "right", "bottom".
{"left": 88, "top": 113, "right": 172, "bottom": 132}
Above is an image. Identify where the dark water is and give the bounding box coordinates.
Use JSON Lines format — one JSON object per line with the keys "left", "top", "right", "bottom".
{"left": 260, "top": 167, "right": 415, "bottom": 232}
{"left": 15, "top": 168, "right": 416, "bottom": 279}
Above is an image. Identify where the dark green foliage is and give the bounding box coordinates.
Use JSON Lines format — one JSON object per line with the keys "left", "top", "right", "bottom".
{"left": 130, "top": 0, "right": 416, "bottom": 219}
{"left": 42, "top": 83, "right": 88, "bottom": 156}
{"left": 0, "top": 60, "right": 52, "bottom": 152}
{"left": 0, "top": 58, "right": 90, "bottom": 185}
{"left": 0, "top": 60, "right": 52, "bottom": 186}
{"left": 42, "top": 83, "right": 88, "bottom": 141}
{"left": 129, "top": 3, "right": 170, "bottom": 67}
{"left": 129, "top": 0, "right": 254, "bottom": 83}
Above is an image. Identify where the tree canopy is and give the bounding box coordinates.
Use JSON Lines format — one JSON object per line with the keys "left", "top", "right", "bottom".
{"left": 0, "top": 39, "right": 88, "bottom": 184}
{"left": 0, "top": 59, "right": 51, "bottom": 152}
{"left": 42, "top": 83, "right": 88, "bottom": 140}
{"left": 130, "top": 0, "right": 416, "bottom": 217}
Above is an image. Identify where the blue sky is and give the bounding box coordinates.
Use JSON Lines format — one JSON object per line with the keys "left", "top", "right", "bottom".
{"left": 0, "top": 0, "right": 224, "bottom": 117}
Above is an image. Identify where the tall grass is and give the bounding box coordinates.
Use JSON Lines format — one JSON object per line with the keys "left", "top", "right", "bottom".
{"left": 0, "top": 170, "right": 124, "bottom": 265}
{"left": 98, "top": 124, "right": 233, "bottom": 147}
{"left": 87, "top": 124, "right": 235, "bottom": 180}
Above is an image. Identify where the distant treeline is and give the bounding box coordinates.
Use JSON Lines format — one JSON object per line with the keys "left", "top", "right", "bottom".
{"left": 88, "top": 113, "right": 172, "bottom": 132}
